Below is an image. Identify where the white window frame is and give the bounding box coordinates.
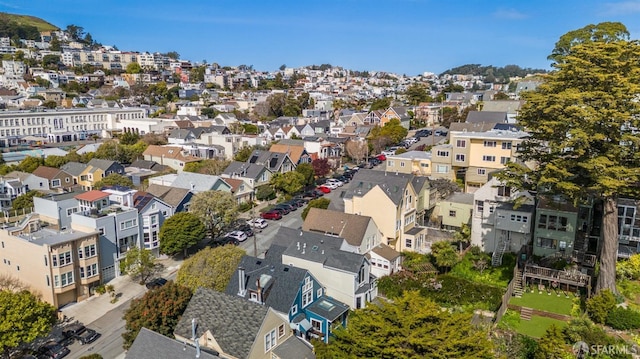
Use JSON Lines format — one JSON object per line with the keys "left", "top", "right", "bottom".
{"left": 482, "top": 155, "right": 496, "bottom": 162}
{"left": 456, "top": 139, "right": 466, "bottom": 148}
{"left": 455, "top": 154, "right": 465, "bottom": 162}
{"left": 264, "top": 329, "right": 277, "bottom": 352}
{"left": 483, "top": 140, "right": 497, "bottom": 147}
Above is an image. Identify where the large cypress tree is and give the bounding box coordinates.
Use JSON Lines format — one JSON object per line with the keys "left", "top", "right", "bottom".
{"left": 500, "top": 23, "right": 640, "bottom": 294}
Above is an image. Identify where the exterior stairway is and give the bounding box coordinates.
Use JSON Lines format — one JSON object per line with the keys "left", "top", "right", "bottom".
{"left": 491, "top": 233, "right": 509, "bottom": 267}
{"left": 512, "top": 268, "right": 524, "bottom": 297}
{"left": 520, "top": 307, "right": 533, "bottom": 320}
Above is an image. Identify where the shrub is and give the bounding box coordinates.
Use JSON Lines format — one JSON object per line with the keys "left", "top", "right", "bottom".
{"left": 420, "top": 274, "right": 504, "bottom": 311}
{"left": 237, "top": 201, "right": 255, "bottom": 213}
{"left": 606, "top": 307, "right": 640, "bottom": 330}
{"left": 616, "top": 253, "right": 640, "bottom": 280}
{"left": 95, "top": 285, "right": 106, "bottom": 295}
{"left": 586, "top": 290, "right": 616, "bottom": 324}
{"left": 255, "top": 185, "right": 275, "bottom": 201}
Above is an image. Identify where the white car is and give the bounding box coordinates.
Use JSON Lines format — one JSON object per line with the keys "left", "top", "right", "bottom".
{"left": 247, "top": 218, "right": 268, "bottom": 229}
{"left": 326, "top": 178, "right": 344, "bottom": 187}
{"left": 323, "top": 181, "right": 339, "bottom": 189}
{"left": 381, "top": 150, "right": 396, "bottom": 157}
{"left": 225, "top": 230, "right": 248, "bottom": 242}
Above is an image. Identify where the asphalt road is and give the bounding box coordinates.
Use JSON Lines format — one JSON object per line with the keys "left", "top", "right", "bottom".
{"left": 238, "top": 207, "right": 304, "bottom": 258}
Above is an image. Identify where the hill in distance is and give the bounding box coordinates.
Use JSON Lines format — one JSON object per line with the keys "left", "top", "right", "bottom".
{"left": 0, "top": 12, "right": 59, "bottom": 32}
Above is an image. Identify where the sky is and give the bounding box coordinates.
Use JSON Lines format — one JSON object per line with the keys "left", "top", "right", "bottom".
{"left": 2, "top": 0, "right": 640, "bottom": 75}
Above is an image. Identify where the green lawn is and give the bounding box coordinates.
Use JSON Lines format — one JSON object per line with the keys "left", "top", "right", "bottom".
{"left": 514, "top": 315, "right": 568, "bottom": 338}
{"left": 509, "top": 291, "right": 574, "bottom": 316}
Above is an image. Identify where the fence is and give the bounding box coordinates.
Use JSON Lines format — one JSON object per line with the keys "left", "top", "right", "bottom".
{"left": 494, "top": 264, "right": 520, "bottom": 324}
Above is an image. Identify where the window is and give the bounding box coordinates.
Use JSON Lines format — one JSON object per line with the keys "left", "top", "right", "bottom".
{"left": 317, "top": 288, "right": 323, "bottom": 297}
{"left": 502, "top": 142, "right": 512, "bottom": 149}
{"left": 311, "top": 319, "right": 322, "bottom": 332}
{"left": 79, "top": 267, "right": 85, "bottom": 278}
{"left": 406, "top": 238, "right": 412, "bottom": 248}
{"left": 78, "top": 248, "right": 83, "bottom": 259}
{"left": 302, "top": 277, "right": 313, "bottom": 307}
{"left": 436, "top": 150, "right": 449, "bottom": 157}
{"left": 56, "top": 271, "right": 74, "bottom": 287}
{"left": 264, "top": 329, "right": 277, "bottom": 352}
{"left": 484, "top": 141, "right": 497, "bottom": 147}
{"left": 420, "top": 163, "right": 429, "bottom": 167}
{"left": 85, "top": 264, "right": 98, "bottom": 278}
{"left": 500, "top": 156, "right": 510, "bottom": 165}
{"left": 291, "top": 305, "right": 298, "bottom": 315}
{"left": 475, "top": 200, "right": 484, "bottom": 213}
{"left": 67, "top": 208, "right": 78, "bottom": 216}
{"left": 538, "top": 214, "right": 547, "bottom": 228}
{"left": 84, "top": 244, "right": 96, "bottom": 258}
{"left": 455, "top": 154, "right": 465, "bottom": 162}
{"left": 278, "top": 324, "right": 286, "bottom": 338}
{"left": 536, "top": 237, "right": 556, "bottom": 249}
{"left": 482, "top": 155, "right": 496, "bottom": 162}
{"left": 436, "top": 164, "right": 449, "bottom": 173}
{"left": 400, "top": 162, "right": 405, "bottom": 167}
{"left": 497, "top": 186, "right": 511, "bottom": 197}
{"left": 477, "top": 168, "right": 486, "bottom": 175}
{"left": 120, "top": 219, "right": 137, "bottom": 230}
{"left": 52, "top": 179, "right": 61, "bottom": 187}
{"left": 449, "top": 210, "right": 456, "bottom": 217}
{"left": 456, "top": 139, "right": 466, "bottom": 148}
{"left": 56, "top": 251, "right": 72, "bottom": 267}
{"left": 98, "top": 228, "right": 105, "bottom": 235}
{"left": 388, "top": 160, "right": 394, "bottom": 167}
{"left": 510, "top": 214, "right": 528, "bottom": 223}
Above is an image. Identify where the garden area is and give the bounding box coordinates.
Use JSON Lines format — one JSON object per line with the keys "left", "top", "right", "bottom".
{"left": 498, "top": 310, "right": 568, "bottom": 338}
{"left": 509, "top": 291, "right": 576, "bottom": 316}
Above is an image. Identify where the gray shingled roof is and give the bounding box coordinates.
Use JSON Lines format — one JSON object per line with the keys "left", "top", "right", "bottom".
{"left": 445, "top": 192, "right": 474, "bottom": 205}
{"left": 225, "top": 255, "right": 309, "bottom": 314}
{"left": 126, "top": 327, "right": 219, "bottom": 359}
{"left": 222, "top": 161, "right": 268, "bottom": 180}
{"left": 343, "top": 169, "right": 414, "bottom": 205}
{"left": 174, "top": 288, "right": 269, "bottom": 359}
{"left": 87, "top": 158, "right": 118, "bottom": 171}
{"left": 247, "top": 150, "right": 288, "bottom": 171}
{"left": 171, "top": 172, "right": 228, "bottom": 193}
{"left": 465, "top": 111, "right": 508, "bottom": 124}
{"left": 302, "top": 208, "right": 373, "bottom": 247}
{"left": 272, "top": 336, "right": 316, "bottom": 359}
{"left": 61, "top": 161, "right": 88, "bottom": 176}
{"left": 146, "top": 184, "right": 191, "bottom": 208}
{"left": 274, "top": 227, "right": 366, "bottom": 274}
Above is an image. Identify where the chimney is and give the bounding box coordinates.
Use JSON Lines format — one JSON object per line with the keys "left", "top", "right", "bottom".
{"left": 237, "top": 267, "right": 246, "bottom": 296}
{"left": 191, "top": 318, "right": 201, "bottom": 358}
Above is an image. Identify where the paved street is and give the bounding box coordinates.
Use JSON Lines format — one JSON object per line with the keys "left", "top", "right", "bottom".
{"left": 238, "top": 206, "right": 305, "bottom": 258}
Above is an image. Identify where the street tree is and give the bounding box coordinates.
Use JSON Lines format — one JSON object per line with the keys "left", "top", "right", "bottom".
{"left": 295, "top": 163, "right": 315, "bottom": 187}
{"left": 345, "top": 139, "right": 368, "bottom": 163}
{"left": 122, "top": 281, "right": 192, "bottom": 350}
{"left": 312, "top": 158, "right": 331, "bottom": 178}
{"left": 498, "top": 31, "right": 640, "bottom": 294}
{"left": 176, "top": 246, "right": 245, "bottom": 292}
{"left": 431, "top": 241, "right": 459, "bottom": 273}
{"left": 189, "top": 191, "right": 238, "bottom": 239}
{"left": 12, "top": 191, "right": 44, "bottom": 211}
{"left": 313, "top": 291, "right": 493, "bottom": 359}
{"left": 548, "top": 22, "right": 629, "bottom": 63}
{"left": 301, "top": 198, "right": 330, "bottom": 220}
{"left": 119, "top": 246, "right": 159, "bottom": 284}
{"left": 159, "top": 212, "right": 206, "bottom": 257}
{"left": 270, "top": 172, "right": 305, "bottom": 196}
{"left": 0, "top": 290, "right": 57, "bottom": 359}
{"left": 405, "top": 83, "right": 432, "bottom": 105}
{"left": 93, "top": 173, "right": 134, "bottom": 189}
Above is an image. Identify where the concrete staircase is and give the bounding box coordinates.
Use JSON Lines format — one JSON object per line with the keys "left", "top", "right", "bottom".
{"left": 520, "top": 307, "right": 533, "bottom": 321}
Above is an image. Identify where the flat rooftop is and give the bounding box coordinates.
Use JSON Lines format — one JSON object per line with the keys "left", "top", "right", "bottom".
{"left": 19, "top": 228, "right": 97, "bottom": 246}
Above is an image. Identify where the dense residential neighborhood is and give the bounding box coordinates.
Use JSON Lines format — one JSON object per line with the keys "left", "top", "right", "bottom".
{"left": 1, "top": 14, "right": 640, "bottom": 359}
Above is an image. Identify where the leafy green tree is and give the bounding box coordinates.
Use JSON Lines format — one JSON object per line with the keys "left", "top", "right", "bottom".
{"left": 44, "top": 99, "right": 58, "bottom": 108}
{"left": 176, "top": 246, "right": 245, "bottom": 292}
{"left": 165, "top": 51, "right": 180, "bottom": 60}
{"left": 369, "top": 97, "right": 391, "bottom": 111}
{"left": 493, "top": 92, "right": 510, "bottom": 100}
{"left": 0, "top": 290, "right": 57, "bottom": 359}
{"left": 44, "top": 155, "right": 68, "bottom": 168}
{"left": 233, "top": 146, "right": 254, "bottom": 162}
{"left": 368, "top": 119, "right": 409, "bottom": 153}
{"left": 498, "top": 36, "right": 640, "bottom": 294}
{"left": 183, "top": 159, "right": 230, "bottom": 175}
{"left": 188, "top": 191, "right": 238, "bottom": 239}
{"left": 586, "top": 289, "right": 616, "bottom": 324}
{"left": 242, "top": 123, "right": 259, "bottom": 135}
{"left": 125, "top": 62, "right": 142, "bottom": 74}
{"left": 270, "top": 172, "right": 305, "bottom": 196}
{"left": 17, "top": 156, "right": 44, "bottom": 173}
{"left": 12, "top": 191, "right": 43, "bottom": 211}
{"left": 159, "top": 212, "right": 206, "bottom": 257}
{"left": 431, "top": 241, "right": 459, "bottom": 273}
{"left": 405, "top": 83, "right": 432, "bottom": 105}
{"left": 314, "top": 291, "right": 493, "bottom": 359}
{"left": 119, "top": 132, "right": 140, "bottom": 145}
{"left": 312, "top": 158, "right": 331, "bottom": 177}
{"left": 255, "top": 185, "right": 276, "bottom": 201}
{"left": 301, "top": 198, "right": 330, "bottom": 220}
{"left": 41, "top": 54, "right": 60, "bottom": 69}
{"left": 266, "top": 93, "right": 287, "bottom": 117}
{"left": 534, "top": 325, "right": 569, "bottom": 359}
{"left": 295, "top": 163, "right": 315, "bottom": 186}
{"left": 119, "top": 246, "right": 158, "bottom": 284}
{"left": 122, "top": 281, "right": 192, "bottom": 350}
{"left": 79, "top": 354, "right": 103, "bottom": 359}
{"left": 548, "top": 22, "right": 629, "bottom": 63}
{"left": 93, "top": 173, "right": 134, "bottom": 189}
{"left": 453, "top": 223, "right": 471, "bottom": 253}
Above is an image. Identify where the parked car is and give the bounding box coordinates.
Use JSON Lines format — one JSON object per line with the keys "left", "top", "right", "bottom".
{"left": 261, "top": 210, "right": 283, "bottom": 220}
{"left": 247, "top": 218, "right": 268, "bottom": 229}
{"left": 225, "top": 230, "right": 248, "bottom": 242}
{"left": 317, "top": 185, "right": 331, "bottom": 193}
{"left": 434, "top": 129, "right": 448, "bottom": 136}
{"left": 376, "top": 154, "right": 387, "bottom": 161}
{"left": 287, "top": 198, "right": 306, "bottom": 208}
{"left": 212, "top": 236, "right": 239, "bottom": 246}
{"left": 303, "top": 190, "right": 323, "bottom": 199}
{"left": 405, "top": 137, "right": 418, "bottom": 144}
{"left": 145, "top": 278, "right": 168, "bottom": 290}
{"left": 233, "top": 223, "right": 254, "bottom": 237}
{"left": 37, "top": 342, "right": 69, "bottom": 359}
{"left": 270, "top": 206, "right": 290, "bottom": 215}
{"left": 326, "top": 178, "right": 343, "bottom": 187}
{"left": 275, "top": 202, "right": 297, "bottom": 212}
{"left": 369, "top": 158, "right": 382, "bottom": 166}
{"left": 62, "top": 323, "right": 101, "bottom": 345}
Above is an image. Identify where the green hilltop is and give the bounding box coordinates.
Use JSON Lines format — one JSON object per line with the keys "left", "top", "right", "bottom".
{"left": 0, "top": 12, "right": 59, "bottom": 33}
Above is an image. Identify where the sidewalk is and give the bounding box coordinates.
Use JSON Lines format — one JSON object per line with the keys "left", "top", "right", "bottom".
{"left": 60, "top": 257, "right": 182, "bottom": 326}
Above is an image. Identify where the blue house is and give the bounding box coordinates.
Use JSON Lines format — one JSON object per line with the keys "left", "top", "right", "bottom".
{"left": 226, "top": 255, "right": 349, "bottom": 344}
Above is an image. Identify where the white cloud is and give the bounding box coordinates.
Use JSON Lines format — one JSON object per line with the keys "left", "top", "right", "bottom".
{"left": 602, "top": 1, "right": 640, "bottom": 15}
{"left": 493, "top": 8, "right": 527, "bottom": 20}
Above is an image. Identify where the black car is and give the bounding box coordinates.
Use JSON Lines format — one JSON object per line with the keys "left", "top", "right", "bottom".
{"left": 62, "top": 323, "right": 101, "bottom": 345}
{"left": 145, "top": 278, "right": 168, "bottom": 290}
{"left": 275, "top": 203, "right": 296, "bottom": 212}
{"left": 37, "top": 342, "right": 69, "bottom": 359}
{"left": 235, "top": 223, "right": 254, "bottom": 237}
{"left": 270, "top": 206, "right": 290, "bottom": 215}
{"left": 289, "top": 198, "right": 306, "bottom": 207}
{"left": 302, "top": 190, "right": 322, "bottom": 199}
{"left": 211, "top": 236, "right": 239, "bottom": 246}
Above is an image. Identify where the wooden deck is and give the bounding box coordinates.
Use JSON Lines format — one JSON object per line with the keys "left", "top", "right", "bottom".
{"left": 523, "top": 264, "right": 591, "bottom": 288}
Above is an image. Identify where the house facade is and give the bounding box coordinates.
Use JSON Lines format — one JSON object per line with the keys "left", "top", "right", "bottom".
{"left": 385, "top": 151, "right": 432, "bottom": 176}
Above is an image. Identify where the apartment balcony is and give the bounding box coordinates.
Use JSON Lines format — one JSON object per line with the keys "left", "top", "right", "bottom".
{"left": 80, "top": 274, "right": 101, "bottom": 286}
{"left": 53, "top": 283, "right": 77, "bottom": 294}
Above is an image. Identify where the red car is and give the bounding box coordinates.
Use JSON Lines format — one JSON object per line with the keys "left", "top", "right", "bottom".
{"left": 261, "top": 210, "right": 282, "bottom": 220}
{"left": 317, "top": 185, "right": 331, "bottom": 193}
{"left": 376, "top": 154, "right": 387, "bottom": 161}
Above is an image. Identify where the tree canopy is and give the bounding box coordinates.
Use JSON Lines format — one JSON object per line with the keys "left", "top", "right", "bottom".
{"left": 312, "top": 158, "right": 331, "bottom": 178}
{"left": 93, "top": 173, "right": 134, "bottom": 189}
{"left": 499, "top": 36, "right": 640, "bottom": 294}
{"left": 295, "top": 163, "right": 315, "bottom": 186}
{"left": 122, "top": 281, "right": 192, "bottom": 350}
{"left": 0, "top": 290, "right": 57, "bottom": 358}
{"left": 313, "top": 291, "right": 493, "bottom": 359}
{"left": 183, "top": 158, "right": 230, "bottom": 175}
{"left": 176, "top": 246, "right": 245, "bottom": 292}
{"left": 188, "top": 191, "right": 238, "bottom": 239}
{"left": 301, "top": 198, "right": 330, "bottom": 220}
{"left": 159, "top": 212, "right": 206, "bottom": 257}
{"left": 548, "top": 22, "right": 629, "bottom": 64}
{"left": 270, "top": 172, "right": 305, "bottom": 196}
{"left": 404, "top": 83, "right": 432, "bottom": 105}
{"left": 368, "top": 119, "right": 409, "bottom": 153}
{"left": 119, "top": 246, "right": 158, "bottom": 284}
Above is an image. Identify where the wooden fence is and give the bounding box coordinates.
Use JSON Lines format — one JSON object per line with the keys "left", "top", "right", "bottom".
{"left": 494, "top": 264, "right": 520, "bottom": 324}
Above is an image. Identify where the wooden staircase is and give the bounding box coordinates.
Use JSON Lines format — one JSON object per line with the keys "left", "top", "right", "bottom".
{"left": 520, "top": 307, "right": 533, "bottom": 321}
{"left": 491, "top": 232, "right": 509, "bottom": 267}
{"left": 512, "top": 268, "right": 524, "bottom": 297}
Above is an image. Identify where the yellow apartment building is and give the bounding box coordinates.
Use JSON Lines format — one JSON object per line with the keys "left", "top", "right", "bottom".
{"left": 385, "top": 150, "right": 432, "bottom": 176}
